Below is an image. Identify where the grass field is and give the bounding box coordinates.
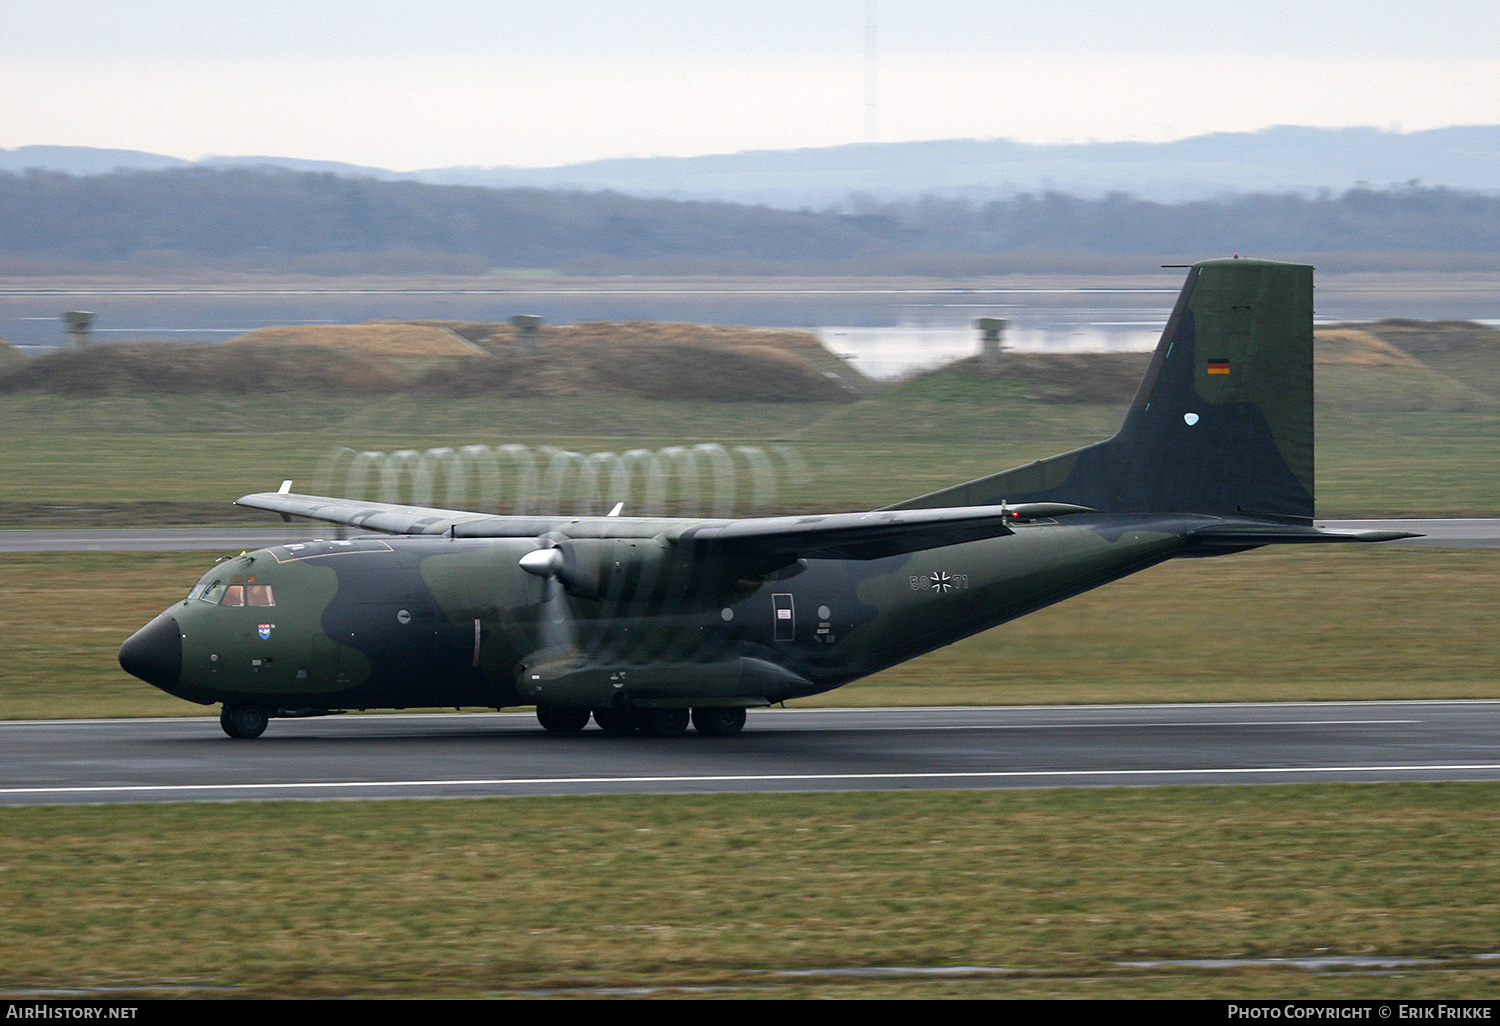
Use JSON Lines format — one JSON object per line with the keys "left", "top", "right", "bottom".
{"left": 0, "top": 398, "right": 1494, "bottom": 521}
{"left": 5, "top": 786, "right": 1500, "bottom": 998}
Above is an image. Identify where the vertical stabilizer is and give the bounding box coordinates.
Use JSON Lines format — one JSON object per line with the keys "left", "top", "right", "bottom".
{"left": 890, "top": 258, "right": 1315, "bottom": 522}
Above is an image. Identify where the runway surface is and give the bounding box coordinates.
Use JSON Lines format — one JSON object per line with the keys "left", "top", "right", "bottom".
{"left": 5, "top": 520, "right": 1498, "bottom": 551}
{"left": 5, "top": 701, "right": 1500, "bottom": 806}
{"left": 1318, "top": 519, "right": 1500, "bottom": 549}
{"left": 0, "top": 527, "right": 316, "bottom": 552}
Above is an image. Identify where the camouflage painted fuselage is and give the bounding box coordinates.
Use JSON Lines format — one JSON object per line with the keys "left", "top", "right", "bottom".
{"left": 130, "top": 514, "right": 1191, "bottom": 713}
{"left": 121, "top": 258, "right": 1417, "bottom": 725}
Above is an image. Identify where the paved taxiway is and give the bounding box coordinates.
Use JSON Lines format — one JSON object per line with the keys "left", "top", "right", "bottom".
{"left": 0, "top": 527, "right": 316, "bottom": 552}
{"left": 1318, "top": 519, "right": 1500, "bottom": 549}
{"left": 5, "top": 701, "right": 1500, "bottom": 805}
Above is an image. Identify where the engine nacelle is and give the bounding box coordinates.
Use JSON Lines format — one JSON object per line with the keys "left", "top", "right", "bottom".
{"left": 550, "top": 537, "right": 685, "bottom": 602}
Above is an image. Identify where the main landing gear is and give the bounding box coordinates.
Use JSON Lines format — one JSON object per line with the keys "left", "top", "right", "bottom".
{"left": 534, "top": 704, "right": 591, "bottom": 733}
{"left": 690, "top": 706, "right": 747, "bottom": 737}
{"left": 535, "top": 704, "right": 747, "bottom": 737}
{"left": 220, "top": 703, "right": 270, "bottom": 739}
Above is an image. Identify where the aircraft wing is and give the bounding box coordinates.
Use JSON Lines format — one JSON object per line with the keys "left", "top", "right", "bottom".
{"left": 236, "top": 491, "right": 552, "bottom": 537}
{"left": 236, "top": 491, "right": 1094, "bottom": 561}
{"left": 666, "top": 505, "right": 1086, "bottom": 561}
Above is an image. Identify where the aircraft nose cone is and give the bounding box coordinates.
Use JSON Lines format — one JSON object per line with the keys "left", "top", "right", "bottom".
{"left": 118, "top": 614, "right": 182, "bottom": 690}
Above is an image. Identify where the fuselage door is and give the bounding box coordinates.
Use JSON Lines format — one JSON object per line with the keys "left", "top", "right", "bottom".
{"left": 772, "top": 592, "right": 795, "bottom": 642}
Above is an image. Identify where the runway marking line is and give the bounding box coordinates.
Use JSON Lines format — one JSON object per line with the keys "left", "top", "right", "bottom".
{"left": 7, "top": 762, "right": 1500, "bottom": 798}
{"left": 0, "top": 717, "right": 1428, "bottom": 732}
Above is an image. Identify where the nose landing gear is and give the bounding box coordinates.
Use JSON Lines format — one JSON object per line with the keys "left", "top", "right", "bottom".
{"left": 220, "top": 704, "right": 270, "bottom": 739}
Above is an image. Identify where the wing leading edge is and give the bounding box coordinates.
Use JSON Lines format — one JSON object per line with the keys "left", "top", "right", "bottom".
{"left": 235, "top": 491, "right": 1097, "bottom": 563}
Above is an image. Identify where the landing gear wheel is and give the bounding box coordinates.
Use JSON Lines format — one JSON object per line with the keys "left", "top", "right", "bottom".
{"left": 220, "top": 704, "right": 270, "bottom": 739}
{"left": 536, "top": 704, "right": 591, "bottom": 733}
{"left": 591, "top": 707, "right": 641, "bottom": 734}
{"left": 691, "top": 706, "right": 747, "bottom": 737}
{"left": 639, "top": 708, "right": 691, "bottom": 738}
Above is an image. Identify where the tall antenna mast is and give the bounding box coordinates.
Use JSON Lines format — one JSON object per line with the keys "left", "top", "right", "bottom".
{"left": 864, "top": 0, "right": 878, "bottom": 144}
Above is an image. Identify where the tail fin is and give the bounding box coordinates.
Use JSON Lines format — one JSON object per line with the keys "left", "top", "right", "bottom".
{"left": 889, "top": 258, "right": 1315, "bottom": 523}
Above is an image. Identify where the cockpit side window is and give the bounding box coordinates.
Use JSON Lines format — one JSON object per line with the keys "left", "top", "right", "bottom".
{"left": 247, "top": 584, "right": 275, "bottom": 607}
{"left": 221, "top": 585, "right": 246, "bottom": 607}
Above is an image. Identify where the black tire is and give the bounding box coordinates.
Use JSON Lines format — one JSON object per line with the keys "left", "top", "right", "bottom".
{"left": 639, "top": 708, "right": 691, "bottom": 738}
{"left": 591, "top": 707, "right": 641, "bottom": 734}
{"left": 220, "top": 704, "right": 270, "bottom": 739}
{"left": 691, "top": 706, "right": 747, "bottom": 737}
{"left": 536, "top": 704, "right": 591, "bottom": 733}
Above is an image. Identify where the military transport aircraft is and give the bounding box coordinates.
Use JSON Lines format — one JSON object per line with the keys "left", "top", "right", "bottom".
{"left": 119, "top": 258, "right": 1418, "bottom": 739}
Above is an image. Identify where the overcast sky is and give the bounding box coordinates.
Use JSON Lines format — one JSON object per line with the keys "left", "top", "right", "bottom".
{"left": 3, "top": 0, "right": 1498, "bottom": 169}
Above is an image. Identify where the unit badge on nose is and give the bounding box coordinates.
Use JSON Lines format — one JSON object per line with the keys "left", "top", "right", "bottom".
{"left": 258, "top": 624, "right": 274, "bottom": 640}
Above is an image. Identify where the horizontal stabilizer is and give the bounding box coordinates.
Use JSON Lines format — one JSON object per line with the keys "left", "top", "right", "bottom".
{"left": 1188, "top": 523, "right": 1423, "bottom": 547}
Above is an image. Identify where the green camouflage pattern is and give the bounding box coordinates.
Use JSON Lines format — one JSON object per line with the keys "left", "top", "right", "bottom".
{"left": 119, "top": 259, "right": 1413, "bottom": 738}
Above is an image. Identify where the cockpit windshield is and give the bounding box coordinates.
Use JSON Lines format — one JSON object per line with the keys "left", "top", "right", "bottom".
{"left": 187, "top": 576, "right": 275, "bottom": 607}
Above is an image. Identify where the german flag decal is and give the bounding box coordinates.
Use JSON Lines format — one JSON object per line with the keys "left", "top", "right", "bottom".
{"left": 1206, "top": 359, "right": 1231, "bottom": 375}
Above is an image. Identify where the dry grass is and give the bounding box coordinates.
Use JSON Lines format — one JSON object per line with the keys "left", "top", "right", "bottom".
{"left": 0, "top": 321, "right": 852, "bottom": 402}
{"left": 552, "top": 320, "right": 825, "bottom": 350}
{"left": 1355, "top": 319, "right": 1500, "bottom": 401}
{"left": 1311, "top": 325, "right": 1498, "bottom": 411}
{"left": 414, "top": 338, "right": 854, "bottom": 402}
{"left": 414, "top": 320, "right": 853, "bottom": 400}
{"left": 941, "top": 353, "right": 1151, "bottom": 404}
{"left": 1314, "top": 327, "right": 1425, "bottom": 366}
{"left": 230, "top": 321, "right": 485, "bottom": 357}
{"left": 414, "top": 319, "right": 825, "bottom": 354}
{"left": 0, "top": 342, "right": 407, "bottom": 394}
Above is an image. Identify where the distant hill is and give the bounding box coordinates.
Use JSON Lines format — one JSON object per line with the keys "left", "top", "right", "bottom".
{"left": 5, "top": 125, "right": 1500, "bottom": 208}
{"left": 0, "top": 145, "right": 192, "bottom": 176}
{"left": 411, "top": 126, "right": 1500, "bottom": 207}
{"left": 4, "top": 165, "right": 1500, "bottom": 272}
